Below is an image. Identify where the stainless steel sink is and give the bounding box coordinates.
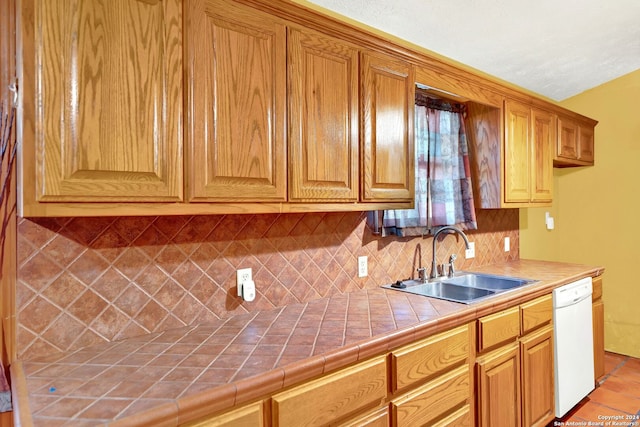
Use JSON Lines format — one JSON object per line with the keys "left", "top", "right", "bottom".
{"left": 437, "top": 272, "right": 536, "bottom": 290}
{"left": 383, "top": 272, "right": 537, "bottom": 304}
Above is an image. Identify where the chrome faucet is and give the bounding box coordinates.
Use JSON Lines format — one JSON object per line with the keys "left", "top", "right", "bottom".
{"left": 430, "top": 226, "right": 470, "bottom": 279}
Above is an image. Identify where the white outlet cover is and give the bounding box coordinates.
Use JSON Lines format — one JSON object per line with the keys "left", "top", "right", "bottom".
{"left": 236, "top": 268, "right": 252, "bottom": 296}
{"left": 465, "top": 242, "right": 475, "bottom": 259}
{"left": 504, "top": 237, "right": 510, "bottom": 252}
{"left": 358, "top": 256, "right": 368, "bottom": 278}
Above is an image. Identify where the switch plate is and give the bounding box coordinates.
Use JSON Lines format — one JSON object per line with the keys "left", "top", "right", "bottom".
{"left": 236, "top": 268, "right": 252, "bottom": 296}
{"left": 504, "top": 237, "right": 510, "bottom": 252}
{"left": 358, "top": 256, "right": 368, "bottom": 278}
{"left": 465, "top": 241, "right": 475, "bottom": 259}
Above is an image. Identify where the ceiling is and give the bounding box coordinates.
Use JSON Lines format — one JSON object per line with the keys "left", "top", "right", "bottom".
{"left": 307, "top": 0, "right": 640, "bottom": 101}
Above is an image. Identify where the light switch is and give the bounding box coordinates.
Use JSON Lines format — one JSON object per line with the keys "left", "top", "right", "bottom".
{"left": 504, "top": 237, "right": 510, "bottom": 252}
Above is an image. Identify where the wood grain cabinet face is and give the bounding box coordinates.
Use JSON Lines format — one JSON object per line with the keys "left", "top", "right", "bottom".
{"left": 184, "top": 401, "right": 264, "bottom": 427}
{"left": 288, "top": 27, "right": 359, "bottom": 202}
{"left": 503, "top": 100, "right": 553, "bottom": 206}
{"left": 592, "top": 276, "right": 605, "bottom": 380}
{"left": 186, "top": 0, "right": 286, "bottom": 202}
{"left": 476, "top": 343, "right": 522, "bottom": 427}
{"left": 555, "top": 115, "right": 595, "bottom": 166}
{"left": 361, "top": 52, "right": 415, "bottom": 203}
{"left": 520, "top": 325, "right": 555, "bottom": 427}
{"left": 20, "top": 0, "right": 183, "bottom": 205}
{"left": 271, "top": 355, "right": 387, "bottom": 427}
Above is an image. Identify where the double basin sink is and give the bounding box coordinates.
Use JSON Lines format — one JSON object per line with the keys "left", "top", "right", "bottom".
{"left": 383, "top": 272, "right": 537, "bottom": 304}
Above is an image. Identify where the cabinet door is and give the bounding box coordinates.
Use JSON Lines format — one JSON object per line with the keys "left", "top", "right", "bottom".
{"left": 361, "top": 51, "right": 414, "bottom": 202}
{"left": 556, "top": 116, "right": 579, "bottom": 160}
{"left": 530, "top": 109, "right": 554, "bottom": 203}
{"left": 288, "top": 27, "right": 359, "bottom": 201}
{"left": 476, "top": 343, "right": 521, "bottom": 427}
{"left": 520, "top": 325, "right": 554, "bottom": 427}
{"left": 578, "top": 124, "right": 595, "bottom": 163}
{"left": 593, "top": 299, "right": 605, "bottom": 380}
{"left": 187, "top": 0, "right": 286, "bottom": 202}
{"left": 504, "top": 100, "right": 531, "bottom": 203}
{"left": 21, "top": 0, "right": 183, "bottom": 202}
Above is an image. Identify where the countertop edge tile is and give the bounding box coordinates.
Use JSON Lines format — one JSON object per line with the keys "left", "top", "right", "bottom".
{"left": 108, "top": 401, "right": 179, "bottom": 427}
{"left": 10, "top": 361, "right": 34, "bottom": 427}
{"left": 176, "top": 382, "right": 236, "bottom": 426}
{"left": 281, "top": 355, "right": 326, "bottom": 388}
{"left": 322, "top": 345, "right": 360, "bottom": 374}
{"left": 234, "top": 367, "right": 285, "bottom": 406}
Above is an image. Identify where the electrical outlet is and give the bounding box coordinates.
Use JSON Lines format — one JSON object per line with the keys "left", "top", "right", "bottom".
{"left": 465, "top": 241, "right": 475, "bottom": 259}
{"left": 236, "top": 267, "right": 252, "bottom": 296}
{"left": 358, "top": 256, "right": 368, "bottom": 278}
{"left": 504, "top": 237, "right": 510, "bottom": 252}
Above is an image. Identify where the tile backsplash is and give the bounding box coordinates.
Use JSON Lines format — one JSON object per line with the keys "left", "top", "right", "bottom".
{"left": 17, "top": 209, "right": 518, "bottom": 360}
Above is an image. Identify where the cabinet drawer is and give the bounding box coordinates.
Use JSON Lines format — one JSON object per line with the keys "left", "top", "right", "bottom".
{"left": 391, "top": 365, "right": 470, "bottom": 426}
{"left": 185, "top": 401, "right": 264, "bottom": 427}
{"left": 520, "top": 294, "right": 552, "bottom": 335}
{"left": 272, "top": 356, "right": 387, "bottom": 426}
{"left": 432, "top": 404, "right": 472, "bottom": 427}
{"left": 339, "top": 406, "right": 389, "bottom": 427}
{"left": 477, "top": 307, "right": 520, "bottom": 351}
{"left": 391, "top": 323, "right": 470, "bottom": 392}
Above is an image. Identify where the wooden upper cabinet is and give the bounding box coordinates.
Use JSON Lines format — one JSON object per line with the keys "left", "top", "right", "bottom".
{"left": 186, "top": 0, "right": 287, "bottom": 202}
{"left": 555, "top": 115, "right": 595, "bottom": 166}
{"left": 288, "top": 27, "right": 359, "bottom": 202}
{"left": 361, "top": 51, "right": 414, "bottom": 203}
{"left": 19, "top": 0, "right": 183, "bottom": 207}
{"left": 504, "top": 100, "right": 532, "bottom": 204}
{"left": 503, "top": 99, "right": 553, "bottom": 206}
{"left": 530, "top": 108, "right": 555, "bottom": 203}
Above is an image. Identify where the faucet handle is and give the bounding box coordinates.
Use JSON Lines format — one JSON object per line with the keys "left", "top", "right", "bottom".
{"left": 416, "top": 267, "right": 427, "bottom": 282}
{"left": 448, "top": 254, "right": 457, "bottom": 278}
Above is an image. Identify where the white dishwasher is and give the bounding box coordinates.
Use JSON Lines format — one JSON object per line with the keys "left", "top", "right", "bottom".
{"left": 553, "top": 276, "right": 595, "bottom": 418}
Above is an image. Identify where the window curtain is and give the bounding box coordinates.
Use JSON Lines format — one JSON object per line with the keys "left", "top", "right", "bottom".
{"left": 378, "top": 92, "right": 477, "bottom": 237}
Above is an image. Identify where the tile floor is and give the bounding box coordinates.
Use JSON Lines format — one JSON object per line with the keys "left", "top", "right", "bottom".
{"left": 554, "top": 352, "right": 640, "bottom": 426}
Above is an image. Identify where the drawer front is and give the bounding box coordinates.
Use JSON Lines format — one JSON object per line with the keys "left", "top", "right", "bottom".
{"left": 392, "top": 323, "right": 470, "bottom": 391}
{"left": 392, "top": 365, "right": 470, "bottom": 426}
{"left": 272, "top": 356, "right": 387, "bottom": 426}
{"left": 520, "top": 294, "right": 553, "bottom": 335}
{"left": 432, "top": 404, "right": 472, "bottom": 427}
{"left": 339, "top": 406, "right": 389, "bottom": 427}
{"left": 185, "top": 401, "right": 263, "bottom": 427}
{"left": 477, "top": 306, "right": 520, "bottom": 351}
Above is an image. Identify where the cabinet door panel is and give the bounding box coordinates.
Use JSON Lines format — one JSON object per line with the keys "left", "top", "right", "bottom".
{"left": 476, "top": 343, "right": 521, "bottom": 427}
{"left": 187, "top": 0, "right": 286, "bottom": 201}
{"left": 530, "top": 109, "right": 554, "bottom": 203}
{"left": 556, "top": 117, "right": 578, "bottom": 160}
{"left": 504, "top": 100, "right": 531, "bottom": 203}
{"left": 578, "top": 124, "right": 595, "bottom": 163}
{"left": 521, "top": 325, "right": 554, "bottom": 427}
{"left": 361, "top": 52, "right": 414, "bottom": 202}
{"left": 25, "top": 0, "right": 183, "bottom": 201}
{"left": 288, "top": 27, "right": 359, "bottom": 201}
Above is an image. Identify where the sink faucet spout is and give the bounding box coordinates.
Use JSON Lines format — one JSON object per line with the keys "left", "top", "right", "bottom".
{"left": 430, "top": 226, "right": 470, "bottom": 279}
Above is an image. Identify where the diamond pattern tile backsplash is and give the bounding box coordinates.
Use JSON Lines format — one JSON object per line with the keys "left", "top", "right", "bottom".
{"left": 17, "top": 209, "right": 518, "bottom": 360}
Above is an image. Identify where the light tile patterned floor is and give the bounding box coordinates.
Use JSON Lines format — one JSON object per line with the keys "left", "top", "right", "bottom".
{"left": 555, "top": 352, "right": 640, "bottom": 426}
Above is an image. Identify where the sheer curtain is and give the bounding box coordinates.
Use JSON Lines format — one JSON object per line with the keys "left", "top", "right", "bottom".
{"left": 379, "top": 92, "right": 477, "bottom": 237}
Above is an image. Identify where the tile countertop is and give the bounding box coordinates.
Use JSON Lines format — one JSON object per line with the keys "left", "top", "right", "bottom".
{"left": 11, "top": 260, "right": 604, "bottom": 427}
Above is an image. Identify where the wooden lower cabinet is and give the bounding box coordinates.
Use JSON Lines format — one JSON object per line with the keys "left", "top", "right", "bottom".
{"left": 182, "top": 401, "right": 264, "bottom": 427}
{"left": 392, "top": 365, "right": 470, "bottom": 426}
{"left": 271, "top": 356, "right": 387, "bottom": 426}
{"left": 476, "top": 342, "right": 521, "bottom": 427}
{"left": 593, "top": 276, "right": 605, "bottom": 380}
{"left": 339, "top": 406, "right": 390, "bottom": 427}
{"left": 520, "top": 325, "right": 555, "bottom": 427}
{"left": 475, "top": 294, "right": 556, "bottom": 427}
